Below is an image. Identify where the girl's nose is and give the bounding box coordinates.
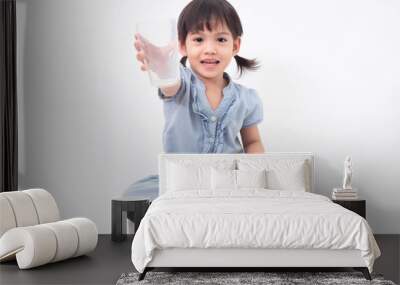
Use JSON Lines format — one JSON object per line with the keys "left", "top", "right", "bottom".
{"left": 204, "top": 41, "right": 217, "bottom": 54}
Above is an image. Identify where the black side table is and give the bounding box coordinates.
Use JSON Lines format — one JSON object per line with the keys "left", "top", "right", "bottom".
{"left": 332, "top": 199, "right": 366, "bottom": 219}
{"left": 111, "top": 196, "right": 152, "bottom": 242}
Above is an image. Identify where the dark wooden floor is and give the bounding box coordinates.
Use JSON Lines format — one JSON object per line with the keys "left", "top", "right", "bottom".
{"left": 0, "top": 235, "right": 398, "bottom": 285}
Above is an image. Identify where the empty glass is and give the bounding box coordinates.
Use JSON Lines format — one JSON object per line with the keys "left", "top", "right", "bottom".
{"left": 136, "top": 19, "right": 180, "bottom": 88}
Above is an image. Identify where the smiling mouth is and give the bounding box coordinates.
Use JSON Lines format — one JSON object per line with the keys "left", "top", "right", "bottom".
{"left": 200, "top": 60, "right": 220, "bottom": 65}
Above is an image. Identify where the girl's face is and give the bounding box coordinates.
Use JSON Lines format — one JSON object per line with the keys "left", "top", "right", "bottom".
{"left": 179, "top": 21, "right": 241, "bottom": 82}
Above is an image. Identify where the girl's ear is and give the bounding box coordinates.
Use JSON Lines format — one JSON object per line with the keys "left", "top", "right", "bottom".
{"left": 233, "top": 37, "right": 241, "bottom": 56}
{"left": 179, "top": 42, "right": 187, "bottom": 56}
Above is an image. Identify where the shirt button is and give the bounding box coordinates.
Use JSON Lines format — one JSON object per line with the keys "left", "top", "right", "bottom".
{"left": 210, "top": 116, "right": 217, "bottom": 122}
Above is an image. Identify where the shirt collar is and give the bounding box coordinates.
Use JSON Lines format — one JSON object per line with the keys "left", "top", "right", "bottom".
{"left": 188, "top": 67, "right": 236, "bottom": 118}
{"left": 188, "top": 67, "right": 234, "bottom": 94}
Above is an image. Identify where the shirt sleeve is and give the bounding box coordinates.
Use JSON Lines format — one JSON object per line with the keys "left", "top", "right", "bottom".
{"left": 157, "top": 64, "right": 189, "bottom": 101}
{"left": 242, "top": 89, "right": 263, "bottom": 128}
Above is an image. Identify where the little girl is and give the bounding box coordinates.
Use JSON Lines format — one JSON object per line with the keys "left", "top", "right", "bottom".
{"left": 134, "top": 0, "right": 264, "bottom": 154}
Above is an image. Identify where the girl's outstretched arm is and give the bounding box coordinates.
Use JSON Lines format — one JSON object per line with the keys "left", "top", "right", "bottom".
{"left": 240, "top": 125, "right": 265, "bottom": 153}
{"left": 159, "top": 81, "right": 181, "bottom": 97}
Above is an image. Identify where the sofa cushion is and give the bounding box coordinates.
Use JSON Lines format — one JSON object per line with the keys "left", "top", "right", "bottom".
{"left": 0, "top": 196, "right": 16, "bottom": 237}
{"left": 0, "top": 189, "right": 60, "bottom": 238}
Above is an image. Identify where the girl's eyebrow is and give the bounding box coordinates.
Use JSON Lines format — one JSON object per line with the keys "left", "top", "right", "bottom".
{"left": 190, "top": 31, "right": 230, "bottom": 36}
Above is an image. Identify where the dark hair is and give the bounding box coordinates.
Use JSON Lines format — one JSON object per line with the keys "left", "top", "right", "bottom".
{"left": 177, "top": 0, "right": 260, "bottom": 77}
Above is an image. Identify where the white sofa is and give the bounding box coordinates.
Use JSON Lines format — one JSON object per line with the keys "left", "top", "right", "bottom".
{"left": 0, "top": 188, "right": 98, "bottom": 269}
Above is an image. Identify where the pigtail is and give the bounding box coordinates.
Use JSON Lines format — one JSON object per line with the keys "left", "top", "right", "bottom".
{"left": 180, "top": 56, "right": 188, "bottom": 67}
{"left": 234, "top": 55, "right": 260, "bottom": 77}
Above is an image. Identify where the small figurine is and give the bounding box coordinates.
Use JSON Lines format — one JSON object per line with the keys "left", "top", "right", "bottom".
{"left": 342, "top": 156, "right": 353, "bottom": 190}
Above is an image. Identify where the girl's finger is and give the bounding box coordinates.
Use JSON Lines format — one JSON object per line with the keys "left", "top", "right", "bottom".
{"left": 136, "top": 51, "right": 146, "bottom": 62}
{"left": 135, "top": 33, "right": 148, "bottom": 46}
{"left": 134, "top": 41, "right": 139, "bottom": 51}
{"left": 135, "top": 33, "right": 151, "bottom": 47}
{"left": 136, "top": 55, "right": 145, "bottom": 65}
{"left": 134, "top": 40, "right": 143, "bottom": 51}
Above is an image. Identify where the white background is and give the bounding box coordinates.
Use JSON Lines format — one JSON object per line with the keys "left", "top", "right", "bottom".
{"left": 16, "top": 0, "right": 400, "bottom": 233}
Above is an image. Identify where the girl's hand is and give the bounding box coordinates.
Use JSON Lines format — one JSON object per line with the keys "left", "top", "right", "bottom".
{"left": 134, "top": 33, "right": 149, "bottom": 71}
{"left": 134, "top": 33, "right": 178, "bottom": 77}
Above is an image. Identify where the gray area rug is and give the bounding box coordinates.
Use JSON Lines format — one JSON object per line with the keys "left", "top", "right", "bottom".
{"left": 116, "top": 271, "right": 396, "bottom": 285}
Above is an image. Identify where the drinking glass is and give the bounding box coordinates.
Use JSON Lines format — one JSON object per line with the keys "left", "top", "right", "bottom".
{"left": 136, "top": 19, "right": 180, "bottom": 88}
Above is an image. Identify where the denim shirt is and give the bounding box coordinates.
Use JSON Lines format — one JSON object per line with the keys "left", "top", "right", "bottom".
{"left": 158, "top": 64, "right": 263, "bottom": 153}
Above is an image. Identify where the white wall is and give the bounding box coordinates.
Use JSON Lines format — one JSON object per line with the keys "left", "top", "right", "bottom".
{"left": 17, "top": 0, "right": 400, "bottom": 234}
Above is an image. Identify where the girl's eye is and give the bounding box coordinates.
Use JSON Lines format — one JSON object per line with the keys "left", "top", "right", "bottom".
{"left": 218, "top": 38, "right": 227, "bottom": 43}
{"left": 194, "top": 37, "right": 203, "bottom": 43}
